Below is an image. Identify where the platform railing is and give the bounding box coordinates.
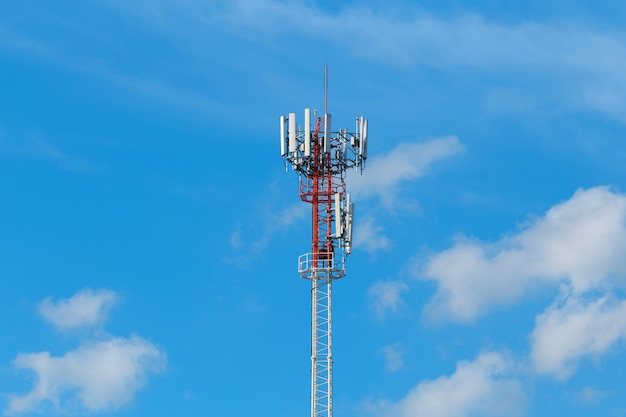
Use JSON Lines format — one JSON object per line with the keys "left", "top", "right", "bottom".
{"left": 298, "top": 252, "right": 346, "bottom": 280}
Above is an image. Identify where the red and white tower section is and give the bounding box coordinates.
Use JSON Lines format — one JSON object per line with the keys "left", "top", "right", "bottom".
{"left": 280, "top": 77, "right": 368, "bottom": 417}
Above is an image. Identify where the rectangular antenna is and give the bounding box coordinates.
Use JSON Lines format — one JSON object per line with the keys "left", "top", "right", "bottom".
{"left": 359, "top": 118, "right": 367, "bottom": 157}
{"left": 304, "top": 108, "right": 311, "bottom": 157}
{"left": 280, "top": 115, "right": 286, "bottom": 156}
{"left": 334, "top": 193, "right": 341, "bottom": 238}
{"left": 361, "top": 119, "right": 367, "bottom": 159}
{"left": 346, "top": 200, "right": 354, "bottom": 254}
{"left": 324, "top": 113, "right": 332, "bottom": 153}
{"left": 288, "top": 112, "right": 297, "bottom": 153}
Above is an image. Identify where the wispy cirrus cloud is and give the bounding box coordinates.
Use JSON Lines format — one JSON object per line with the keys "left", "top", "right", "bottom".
{"left": 225, "top": 201, "right": 308, "bottom": 267}
{"left": 187, "top": 0, "right": 626, "bottom": 123}
{"left": 0, "top": 22, "right": 231, "bottom": 119}
{"left": 0, "top": 132, "right": 99, "bottom": 173}
{"left": 576, "top": 386, "right": 611, "bottom": 405}
{"left": 9, "top": 1, "right": 626, "bottom": 123}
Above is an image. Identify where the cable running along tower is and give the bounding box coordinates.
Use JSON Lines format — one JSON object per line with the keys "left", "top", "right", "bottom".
{"left": 280, "top": 67, "right": 369, "bottom": 417}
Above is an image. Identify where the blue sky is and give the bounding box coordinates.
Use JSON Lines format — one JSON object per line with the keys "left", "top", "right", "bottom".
{"left": 2, "top": 1, "right": 626, "bottom": 416}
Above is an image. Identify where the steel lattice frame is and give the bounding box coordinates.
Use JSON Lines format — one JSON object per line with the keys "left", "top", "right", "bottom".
{"left": 299, "top": 122, "right": 345, "bottom": 417}
{"left": 282, "top": 71, "right": 368, "bottom": 417}
{"left": 311, "top": 276, "right": 332, "bottom": 417}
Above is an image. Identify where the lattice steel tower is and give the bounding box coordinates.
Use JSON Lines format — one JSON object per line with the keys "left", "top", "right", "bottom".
{"left": 280, "top": 67, "right": 368, "bottom": 417}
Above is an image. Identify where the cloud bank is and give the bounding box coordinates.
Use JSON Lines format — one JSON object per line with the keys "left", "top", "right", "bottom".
{"left": 417, "top": 186, "right": 626, "bottom": 381}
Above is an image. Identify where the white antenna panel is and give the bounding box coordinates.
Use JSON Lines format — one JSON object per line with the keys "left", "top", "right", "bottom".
{"left": 324, "top": 113, "right": 332, "bottom": 153}
{"left": 334, "top": 193, "right": 342, "bottom": 238}
{"left": 304, "top": 108, "right": 311, "bottom": 157}
{"left": 345, "top": 193, "right": 352, "bottom": 240}
{"left": 347, "top": 202, "right": 354, "bottom": 253}
{"left": 359, "top": 117, "right": 364, "bottom": 142}
{"left": 359, "top": 118, "right": 368, "bottom": 157}
{"left": 280, "top": 115, "right": 286, "bottom": 156}
{"left": 362, "top": 119, "right": 368, "bottom": 158}
{"left": 288, "top": 112, "right": 297, "bottom": 153}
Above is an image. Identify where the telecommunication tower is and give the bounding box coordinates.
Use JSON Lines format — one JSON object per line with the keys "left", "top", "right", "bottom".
{"left": 279, "top": 67, "right": 368, "bottom": 417}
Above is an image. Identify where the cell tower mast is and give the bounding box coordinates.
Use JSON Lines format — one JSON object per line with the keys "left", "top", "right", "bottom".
{"left": 280, "top": 67, "right": 368, "bottom": 417}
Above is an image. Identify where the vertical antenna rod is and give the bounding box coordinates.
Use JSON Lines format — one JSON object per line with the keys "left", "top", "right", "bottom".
{"left": 324, "top": 64, "right": 328, "bottom": 115}
{"left": 279, "top": 67, "right": 369, "bottom": 417}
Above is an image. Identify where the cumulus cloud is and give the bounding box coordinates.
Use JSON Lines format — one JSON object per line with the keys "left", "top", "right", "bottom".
{"left": 373, "top": 352, "right": 525, "bottom": 417}
{"left": 421, "top": 186, "right": 626, "bottom": 323}
{"left": 380, "top": 343, "right": 404, "bottom": 372}
{"left": 369, "top": 280, "right": 409, "bottom": 319}
{"left": 348, "top": 137, "right": 464, "bottom": 205}
{"left": 7, "top": 289, "right": 165, "bottom": 414}
{"left": 38, "top": 289, "right": 117, "bottom": 330}
{"left": 354, "top": 217, "right": 391, "bottom": 253}
{"left": 531, "top": 290, "right": 626, "bottom": 379}
{"left": 6, "top": 336, "right": 166, "bottom": 414}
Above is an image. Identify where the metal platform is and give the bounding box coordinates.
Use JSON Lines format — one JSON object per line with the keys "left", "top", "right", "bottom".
{"left": 298, "top": 252, "right": 346, "bottom": 280}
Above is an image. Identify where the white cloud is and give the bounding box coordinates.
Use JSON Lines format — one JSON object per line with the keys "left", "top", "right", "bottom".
{"left": 354, "top": 217, "right": 391, "bottom": 253}
{"left": 0, "top": 133, "right": 99, "bottom": 173}
{"left": 7, "top": 289, "right": 165, "bottom": 414}
{"left": 380, "top": 343, "right": 404, "bottom": 372}
{"left": 576, "top": 386, "right": 610, "bottom": 404}
{"left": 219, "top": 1, "right": 626, "bottom": 121}
{"left": 6, "top": 336, "right": 166, "bottom": 414}
{"left": 226, "top": 202, "right": 308, "bottom": 266}
{"left": 23, "top": 140, "right": 99, "bottom": 173}
{"left": 531, "top": 290, "right": 626, "bottom": 379}
{"left": 12, "top": 2, "right": 626, "bottom": 122}
{"left": 38, "top": 289, "right": 118, "bottom": 330}
{"left": 373, "top": 352, "right": 525, "bottom": 417}
{"left": 348, "top": 137, "right": 464, "bottom": 206}
{"left": 273, "top": 202, "right": 308, "bottom": 229}
{"left": 0, "top": 24, "right": 230, "bottom": 119}
{"left": 421, "top": 186, "right": 626, "bottom": 323}
{"left": 229, "top": 226, "right": 242, "bottom": 249}
{"left": 369, "top": 280, "right": 408, "bottom": 319}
